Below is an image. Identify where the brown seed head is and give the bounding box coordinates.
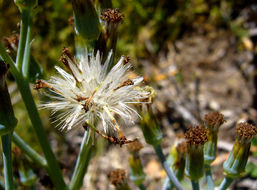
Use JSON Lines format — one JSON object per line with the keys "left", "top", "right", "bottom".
{"left": 205, "top": 111, "right": 225, "bottom": 129}
{"left": 176, "top": 141, "right": 187, "bottom": 155}
{"left": 236, "top": 122, "right": 257, "bottom": 140}
{"left": 100, "top": 9, "right": 124, "bottom": 23}
{"left": 108, "top": 169, "right": 126, "bottom": 186}
{"left": 127, "top": 140, "right": 143, "bottom": 153}
{"left": 185, "top": 126, "right": 208, "bottom": 145}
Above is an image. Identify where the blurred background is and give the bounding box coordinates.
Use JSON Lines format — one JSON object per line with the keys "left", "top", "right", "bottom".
{"left": 0, "top": 0, "right": 257, "bottom": 189}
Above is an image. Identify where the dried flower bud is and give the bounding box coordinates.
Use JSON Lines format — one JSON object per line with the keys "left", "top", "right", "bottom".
{"left": 204, "top": 112, "right": 225, "bottom": 164}
{"left": 108, "top": 169, "right": 131, "bottom": 190}
{"left": 128, "top": 156, "right": 145, "bottom": 186}
{"left": 223, "top": 122, "right": 257, "bottom": 178}
{"left": 173, "top": 142, "right": 187, "bottom": 181}
{"left": 236, "top": 122, "right": 257, "bottom": 143}
{"left": 185, "top": 126, "right": 208, "bottom": 146}
{"left": 100, "top": 9, "right": 124, "bottom": 23}
{"left": 205, "top": 111, "right": 225, "bottom": 131}
{"left": 127, "top": 140, "right": 145, "bottom": 186}
{"left": 185, "top": 126, "right": 207, "bottom": 181}
{"left": 127, "top": 140, "right": 143, "bottom": 153}
{"left": 99, "top": 8, "right": 124, "bottom": 69}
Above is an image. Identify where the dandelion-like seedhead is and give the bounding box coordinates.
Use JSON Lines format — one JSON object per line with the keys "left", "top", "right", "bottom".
{"left": 37, "top": 48, "right": 147, "bottom": 134}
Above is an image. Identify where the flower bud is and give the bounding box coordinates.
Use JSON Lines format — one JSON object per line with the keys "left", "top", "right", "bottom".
{"left": 140, "top": 109, "right": 162, "bottom": 146}
{"left": 72, "top": 0, "right": 101, "bottom": 40}
{"left": 127, "top": 141, "right": 145, "bottom": 185}
{"left": 139, "top": 86, "right": 162, "bottom": 146}
{"left": 185, "top": 126, "right": 208, "bottom": 181}
{"left": 108, "top": 169, "right": 131, "bottom": 190}
{"left": 100, "top": 8, "right": 124, "bottom": 68}
{"left": 204, "top": 112, "right": 225, "bottom": 164}
{"left": 172, "top": 142, "right": 187, "bottom": 181}
{"left": 223, "top": 122, "right": 257, "bottom": 178}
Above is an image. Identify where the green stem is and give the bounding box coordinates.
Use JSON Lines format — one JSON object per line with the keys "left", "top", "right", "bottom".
{"left": 1, "top": 133, "right": 14, "bottom": 190}
{"left": 0, "top": 43, "right": 20, "bottom": 79}
{"left": 138, "top": 184, "right": 146, "bottom": 190}
{"left": 16, "top": 9, "right": 30, "bottom": 71}
{"left": 218, "top": 177, "right": 233, "bottom": 190}
{"left": 191, "top": 180, "right": 199, "bottom": 190}
{"left": 154, "top": 144, "right": 184, "bottom": 190}
{"left": 0, "top": 44, "right": 67, "bottom": 189}
{"left": 0, "top": 124, "right": 16, "bottom": 137}
{"left": 205, "top": 165, "right": 214, "bottom": 190}
{"left": 12, "top": 132, "right": 47, "bottom": 169}
{"left": 22, "top": 15, "right": 32, "bottom": 79}
{"left": 70, "top": 131, "right": 93, "bottom": 190}
{"left": 162, "top": 177, "right": 173, "bottom": 190}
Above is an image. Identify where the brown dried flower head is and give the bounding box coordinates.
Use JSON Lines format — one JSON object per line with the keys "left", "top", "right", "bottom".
{"left": 205, "top": 111, "right": 225, "bottom": 129}
{"left": 108, "top": 169, "right": 126, "bottom": 186}
{"left": 100, "top": 8, "right": 124, "bottom": 23}
{"left": 236, "top": 122, "right": 257, "bottom": 140}
{"left": 127, "top": 140, "right": 143, "bottom": 153}
{"left": 185, "top": 126, "right": 208, "bottom": 145}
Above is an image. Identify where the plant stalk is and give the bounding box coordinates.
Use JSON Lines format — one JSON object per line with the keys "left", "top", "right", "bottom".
{"left": 154, "top": 144, "right": 184, "bottom": 190}
{"left": 218, "top": 176, "right": 233, "bottom": 190}
{"left": 0, "top": 124, "right": 16, "bottom": 137}
{"left": 70, "top": 131, "right": 93, "bottom": 190}
{"left": 12, "top": 132, "right": 47, "bottom": 169}
{"left": 138, "top": 184, "right": 146, "bottom": 190}
{"left": 205, "top": 165, "right": 214, "bottom": 190}
{"left": 1, "top": 133, "right": 14, "bottom": 190}
{"left": 16, "top": 9, "right": 30, "bottom": 71}
{"left": 191, "top": 180, "right": 199, "bottom": 190}
{"left": 22, "top": 15, "right": 33, "bottom": 79}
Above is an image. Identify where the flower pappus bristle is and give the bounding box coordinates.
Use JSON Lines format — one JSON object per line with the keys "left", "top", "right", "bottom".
{"left": 38, "top": 49, "right": 147, "bottom": 133}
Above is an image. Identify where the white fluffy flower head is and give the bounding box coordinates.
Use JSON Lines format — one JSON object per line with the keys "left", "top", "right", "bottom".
{"left": 38, "top": 49, "right": 146, "bottom": 133}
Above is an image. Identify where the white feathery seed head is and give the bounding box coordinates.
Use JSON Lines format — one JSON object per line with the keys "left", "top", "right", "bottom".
{"left": 39, "top": 49, "right": 147, "bottom": 132}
